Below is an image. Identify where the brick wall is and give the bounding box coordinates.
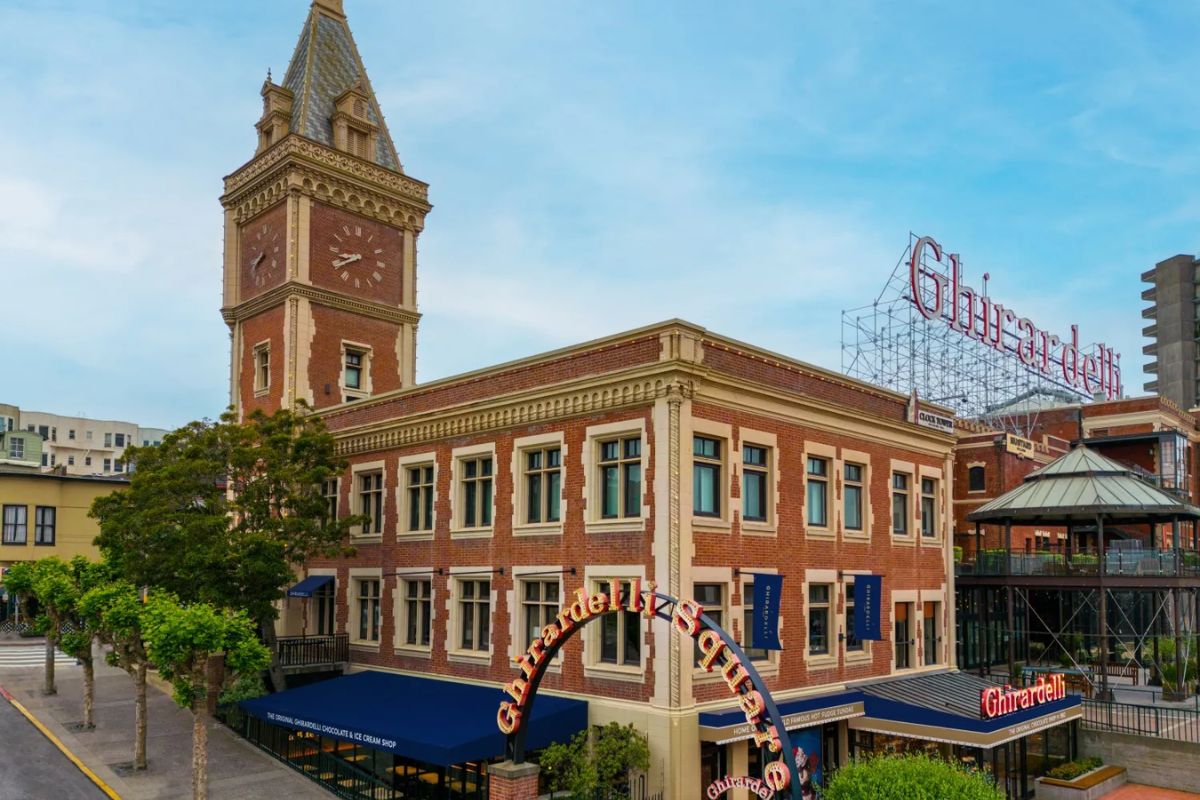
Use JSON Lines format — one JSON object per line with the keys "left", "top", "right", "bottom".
{"left": 238, "top": 305, "right": 286, "bottom": 414}
{"left": 308, "top": 304, "right": 404, "bottom": 409}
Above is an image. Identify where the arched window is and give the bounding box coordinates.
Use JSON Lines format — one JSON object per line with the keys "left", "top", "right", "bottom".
{"left": 968, "top": 465, "right": 986, "bottom": 492}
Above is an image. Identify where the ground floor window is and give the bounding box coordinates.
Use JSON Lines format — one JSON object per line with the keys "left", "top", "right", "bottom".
{"left": 699, "top": 742, "right": 727, "bottom": 793}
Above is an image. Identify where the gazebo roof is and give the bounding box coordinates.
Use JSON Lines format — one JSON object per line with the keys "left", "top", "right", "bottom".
{"left": 966, "top": 445, "right": 1200, "bottom": 524}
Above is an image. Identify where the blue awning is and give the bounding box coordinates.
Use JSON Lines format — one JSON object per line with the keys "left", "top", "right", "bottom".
{"left": 287, "top": 574, "right": 333, "bottom": 598}
{"left": 240, "top": 670, "right": 587, "bottom": 766}
{"left": 700, "top": 690, "right": 865, "bottom": 743}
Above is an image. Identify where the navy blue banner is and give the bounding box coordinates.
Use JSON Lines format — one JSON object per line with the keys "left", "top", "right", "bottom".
{"left": 751, "top": 573, "right": 784, "bottom": 651}
{"left": 854, "top": 574, "right": 882, "bottom": 641}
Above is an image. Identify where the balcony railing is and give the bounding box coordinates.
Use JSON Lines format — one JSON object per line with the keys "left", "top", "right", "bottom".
{"left": 276, "top": 634, "right": 349, "bottom": 668}
{"left": 956, "top": 548, "right": 1200, "bottom": 578}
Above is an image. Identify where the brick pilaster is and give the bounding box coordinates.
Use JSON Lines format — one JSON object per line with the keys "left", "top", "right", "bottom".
{"left": 488, "top": 760, "right": 539, "bottom": 800}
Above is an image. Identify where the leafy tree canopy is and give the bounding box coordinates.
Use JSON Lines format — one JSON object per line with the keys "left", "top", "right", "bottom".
{"left": 540, "top": 722, "right": 650, "bottom": 798}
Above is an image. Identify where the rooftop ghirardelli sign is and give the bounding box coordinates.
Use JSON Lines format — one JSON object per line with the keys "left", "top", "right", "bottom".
{"left": 909, "top": 236, "right": 1121, "bottom": 401}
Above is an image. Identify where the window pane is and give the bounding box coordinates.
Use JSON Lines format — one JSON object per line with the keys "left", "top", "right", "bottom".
{"left": 694, "top": 464, "right": 718, "bottom": 515}
{"left": 528, "top": 472, "right": 541, "bottom": 523}
{"left": 743, "top": 471, "right": 766, "bottom": 521}
{"left": 602, "top": 465, "right": 619, "bottom": 517}
{"left": 844, "top": 485, "right": 862, "bottom": 530}
{"left": 623, "top": 609, "right": 640, "bottom": 665}
{"left": 844, "top": 463, "right": 862, "bottom": 482}
{"left": 547, "top": 471, "right": 561, "bottom": 522}
{"left": 601, "top": 613, "right": 618, "bottom": 663}
{"left": 481, "top": 479, "right": 492, "bottom": 526}
{"left": 464, "top": 482, "right": 476, "bottom": 527}
{"left": 423, "top": 485, "right": 433, "bottom": 530}
{"left": 806, "top": 480, "right": 826, "bottom": 526}
{"left": 623, "top": 437, "right": 640, "bottom": 459}
{"left": 624, "top": 463, "right": 641, "bottom": 517}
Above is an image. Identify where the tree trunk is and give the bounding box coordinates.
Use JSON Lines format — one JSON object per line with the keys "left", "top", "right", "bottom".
{"left": 42, "top": 637, "right": 56, "bottom": 695}
{"left": 259, "top": 617, "right": 287, "bottom": 693}
{"left": 134, "top": 663, "right": 148, "bottom": 770}
{"left": 192, "top": 695, "right": 208, "bottom": 800}
{"left": 82, "top": 655, "right": 95, "bottom": 729}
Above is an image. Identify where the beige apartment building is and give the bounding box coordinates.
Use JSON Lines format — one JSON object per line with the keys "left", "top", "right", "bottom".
{"left": 2, "top": 404, "right": 168, "bottom": 477}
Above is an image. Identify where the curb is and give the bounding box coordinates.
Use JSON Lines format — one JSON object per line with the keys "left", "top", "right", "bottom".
{"left": 0, "top": 683, "right": 123, "bottom": 799}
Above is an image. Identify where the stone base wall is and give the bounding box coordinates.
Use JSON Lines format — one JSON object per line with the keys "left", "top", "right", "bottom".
{"left": 1080, "top": 729, "right": 1200, "bottom": 793}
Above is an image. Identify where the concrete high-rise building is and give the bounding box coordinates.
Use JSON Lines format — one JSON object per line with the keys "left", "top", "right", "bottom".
{"left": 1142, "top": 254, "right": 1200, "bottom": 409}
{"left": 2, "top": 404, "right": 169, "bottom": 476}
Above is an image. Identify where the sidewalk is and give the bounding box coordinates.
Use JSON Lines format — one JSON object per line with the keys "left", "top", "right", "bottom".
{"left": 0, "top": 649, "right": 332, "bottom": 800}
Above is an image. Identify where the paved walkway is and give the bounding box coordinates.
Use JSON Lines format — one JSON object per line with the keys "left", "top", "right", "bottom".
{"left": 0, "top": 685, "right": 107, "bottom": 800}
{"left": 1102, "top": 785, "right": 1200, "bottom": 799}
{"left": 0, "top": 641, "right": 332, "bottom": 800}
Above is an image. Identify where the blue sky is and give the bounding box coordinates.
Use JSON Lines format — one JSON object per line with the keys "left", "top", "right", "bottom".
{"left": 3, "top": 0, "right": 1199, "bottom": 428}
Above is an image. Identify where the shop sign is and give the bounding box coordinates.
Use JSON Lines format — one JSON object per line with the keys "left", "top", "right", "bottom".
{"left": 706, "top": 775, "right": 776, "bottom": 800}
{"left": 980, "top": 674, "right": 1066, "bottom": 719}
{"left": 908, "top": 235, "right": 1122, "bottom": 400}
{"left": 1005, "top": 433, "right": 1035, "bottom": 458}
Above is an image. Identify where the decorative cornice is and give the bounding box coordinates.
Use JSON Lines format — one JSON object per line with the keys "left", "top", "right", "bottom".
{"left": 222, "top": 134, "right": 429, "bottom": 217}
{"left": 222, "top": 282, "right": 421, "bottom": 328}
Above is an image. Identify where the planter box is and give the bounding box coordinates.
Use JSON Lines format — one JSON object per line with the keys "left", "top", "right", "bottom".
{"left": 1035, "top": 766, "right": 1126, "bottom": 800}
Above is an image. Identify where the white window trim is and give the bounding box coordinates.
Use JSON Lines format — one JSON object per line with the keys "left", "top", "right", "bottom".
{"left": 690, "top": 418, "right": 732, "bottom": 532}
{"left": 841, "top": 570, "right": 874, "bottom": 664}
{"left": 397, "top": 452, "right": 437, "bottom": 542}
{"left": 449, "top": 443, "right": 497, "bottom": 539}
{"left": 691, "top": 567, "right": 733, "bottom": 683}
{"left": 581, "top": 564, "right": 647, "bottom": 682}
{"left": 583, "top": 419, "right": 648, "bottom": 535}
{"left": 348, "top": 567, "right": 383, "bottom": 651}
{"left": 511, "top": 433, "right": 566, "bottom": 537}
{"left": 890, "top": 589, "right": 919, "bottom": 673}
{"left": 803, "top": 442, "right": 837, "bottom": 540}
{"left": 251, "top": 339, "right": 271, "bottom": 397}
{"left": 736, "top": 427, "right": 778, "bottom": 536}
{"left": 393, "top": 568, "right": 435, "bottom": 658}
{"left": 918, "top": 465, "right": 945, "bottom": 548}
{"left": 804, "top": 568, "right": 838, "bottom": 671}
{"left": 445, "top": 566, "right": 495, "bottom": 665}
{"left": 340, "top": 339, "right": 373, "bottom": 400}
{"left": 508, "top": 565, "right": 565, "bottom": 673}
{"left": 349, "top": 460, "right": 386, "bottom": 542}
{"left": 840, "top": 448, "right": 872, "bottom": 541}
{"left": 889, "top": 458, "right": 916, "bottom": 545}
{"left": 738, "top": 570, "right": 780, "bottom": 677}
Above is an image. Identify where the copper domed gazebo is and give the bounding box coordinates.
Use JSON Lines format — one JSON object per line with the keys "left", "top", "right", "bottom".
{"left": 965, "top": 446, "right": 1200, "bottom": 699}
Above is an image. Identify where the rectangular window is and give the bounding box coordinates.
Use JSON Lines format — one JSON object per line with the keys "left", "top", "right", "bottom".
{"left": 742, "top": 445, "right": 768, "bottom": 522}
{"left": 742, "top": 583, "right": 769, "bottom": 661}
{"left": 37, "top": 425, "right": 49, "bottom": 440}
{"left": 86, "top": 431, "right": 92, "bottom": 441}
{"left": 8, "top": 437, "right": 23, "bottom": 460}
{"left": 2, "top": 505, "right": 27, "bottom": 544}
{"left": 403, "top": 579, "right": 432, "bottom": 647}
{"left": 406, "top": 465, "right": 435, "bottom": 532}
{"left": 524, "top": 448, "right": 561, "bottom": 524}
{"left": 891, "top": 473, "right": 909, "bottom": 535}
{"left": 104, "top": 432, "right": 112, "bottom": 447}
{"left": 344, "top": 348, "right": 365, "bottom": 391}
{"left": 68, "top": 430, "right": 75, "bottom": 440}
{"left": 254, "top": 344, "right": 270, "bottom": 391}
{"left": 84, "top": 457, "right": 92, "bottom": 467}
{"left": 356, "top": 579, "right": 381, "bottom": 642}
{"left": 693, "top": 436, "right": 722, "bottom": 517}
{"left": 358, "top": 471, "right": 383, "bottom": 534}
{"left": 115, "top": 433, "right": 126, "bottom": 448}
{"left": 114, "top": 460, "right": 123, "bottom": 473}
{"left": 923, "top": 601, "right": 940, "bottom": 666}
{"left": 457, "top": 579, "right": 491, "bottom": 651}
{"left": 598, "top": 436, "right": 641, "bottom": 519}
{"left": 460, "top": 456, "right": 493, "bottom": 528}
{"left": 921, "top": 478, "right": 937, "bottom": 538}
{"left": 68, "top": 456, "right": 76, "bottom": 467}
{"left": 103, "top": 458, "right": 112, "bottom": 472}
{"left": 967, "top": 465, "right": 985, "bottom": 492}
{"left": 806, "top": 456, "right": 829, "bottom": 527}
{"left": 894, "top": 602, "right": 912, "bottom": 669}
{"left": 808, "top": 584, "right": 831, "bottom": 656}
{"left": 844, "top": 463, "right": 864, "bottom": 531}
{"left": 596, "top": 579, "right": 641, "bottom": 666}
{"left": 521, "top": 580, "right": 560, "bottom": 647}
{"left": 845, "top": 580, "right": 862, "bottom": 652}
{"left": 34, "top": 507, "right": 55, "bottom": 545}
{"left": 321, "top": 478, "right": 339, "bottom": 523}
{"left": 693, "top": 583, "right": 724, "bottom": 664}
{"left": 41, "top": 453, "right": 47, "bottom": 467}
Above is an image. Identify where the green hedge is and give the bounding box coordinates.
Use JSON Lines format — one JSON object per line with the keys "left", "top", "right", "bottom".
{"left": 1046, "top": 757, "right": 1102, "bottom": 781}
{"left": 822, "top": 754, "right": 1003, "bottom": 800}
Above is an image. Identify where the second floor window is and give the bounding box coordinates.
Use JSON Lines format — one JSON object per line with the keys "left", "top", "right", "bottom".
{"left": 596, "top": 579, "right": 640, "bottom": 666}
{"left": 845, "top": 580, "right": 862, "bottom": 652}
{"left": 741, "top": 583, "right": 769, "bottom": 661}
{"left": 808, "top": 584, "right": 831, "bottom": 656}
{"left": 406, "top": 465, "right": 434, "bottom": 531}
{"left": 356, "top": 579, "right": 380, "bottom": 642}
{"left": 693, "top": 583, "right": 724, "bottom": 664}
{"left": 521, "top": 580, "right": 560, "bottom": 646}
{"left": 921, "top": 478, "right": 937, "bottom": 538}
{"left": 693, "top": 436, "right": 722, "bottom": 517}
{"left": 458, "top": 579, "right": 491, "bottom": 651}
{"left": 892, "top": 473, "right": 909, "bottom": 535}
{"left": 255, "top": 345, "right": 270, "bottom": 390}
{"left": 599, "top": 436, "right": 641, "bottom": 519}
{"left": 742, "top": 445, "right": 768, "bottom": 522}
{"left": 104, "top": 432, "right": 112, "bottom": 448}
{"left": 2, "top": 505, "right": 27, "bottom": 544}
{"left": 358, "top": 472, "right": 383, "bottom": 534}
{"left": 460, "top": 457, "right": 493, "bottom": 528}
{"left": 344, "top": 348, "right": 366, "bottom": 392}
{"left": 321, "top": 478, "right": 339, "bottom": 522}
{"left": 806, "top": 457, "right": 829, "bottom": 527}
{"left": 403, "top": 579, "right": 432, "bottom": 647}
{"left": 7, "top": 438, "right": 23, "bottom": 460}
{"left": 844, "top": 463, "right": 864, "bottom": 531}
{"left": 524, "top": 448, "right": 561, "bottom": 524}
{"left": 34, "top": 507, "right": 55, "bottom": 545}
{"left": 968, "top": 465, "right": 986, "bottom": 492}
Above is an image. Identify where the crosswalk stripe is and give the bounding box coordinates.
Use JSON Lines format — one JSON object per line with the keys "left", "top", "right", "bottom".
{"left": 0, "top": 646, "right": 79, "bottom": 668}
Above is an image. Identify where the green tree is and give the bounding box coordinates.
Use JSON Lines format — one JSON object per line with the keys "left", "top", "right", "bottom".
{"left": 92, "top": 405, "right": 360, "bottom": 691}
{"left": 78, "top": 581, "right": 154, "bottom": 770}
{"left": 33, "top": 557, "right": 107, "bottom": 727}
{"left": 142, "top": 594, "right": 269, "bottom": 800}
{"left": 1, "top": 561, "right": 48, "bottom": 689}
{"left": 822, "top": 754, "right": 1003, "bottom": 800}
{"left": 540, "top": 722, "right": 650, "bottom": 798}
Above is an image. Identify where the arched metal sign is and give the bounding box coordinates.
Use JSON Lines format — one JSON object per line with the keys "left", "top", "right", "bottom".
{"left": 497, "top": 580, "right": 801, "bottom": 798}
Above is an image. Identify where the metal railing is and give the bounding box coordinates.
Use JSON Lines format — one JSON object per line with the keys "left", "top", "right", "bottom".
{"left": 1082, "top": 698, "right": 1200, "bottom": 743}
{"left": 956, "top": 548, "right": 1200, "bottom": 578}
{"left": 276, "top": 634, "right": 349, "bottom": 668}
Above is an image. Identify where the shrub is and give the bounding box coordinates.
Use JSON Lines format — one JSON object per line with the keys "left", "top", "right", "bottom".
{"left": 1046, "top": 757, "right": 1102, "bottom": 781}
{"left": 822, "top": 754, "right": 1003, "bottom": 800}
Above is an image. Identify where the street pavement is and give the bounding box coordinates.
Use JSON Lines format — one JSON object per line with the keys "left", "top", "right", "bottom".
{"left": 0, "top": 686, "right": 107, "bottom": 800}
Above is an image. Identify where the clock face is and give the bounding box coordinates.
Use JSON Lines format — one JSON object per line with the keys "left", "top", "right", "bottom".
{"left": 326, "top": 222, "right": 389, "bottom": 290}
{"left": 249, "top": 221, "right": 283, "bottom": 287}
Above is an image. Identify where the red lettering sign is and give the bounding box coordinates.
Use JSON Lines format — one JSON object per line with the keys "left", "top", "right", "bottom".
{"left": 980, "top": 674, "right": 1067, "bottom": 719}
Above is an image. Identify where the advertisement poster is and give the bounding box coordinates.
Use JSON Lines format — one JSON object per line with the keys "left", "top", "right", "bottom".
{"left": 790, "top": 726, "right": 822, "bottom": 800}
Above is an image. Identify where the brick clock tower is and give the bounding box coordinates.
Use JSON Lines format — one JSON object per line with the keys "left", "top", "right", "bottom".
{"left": 220, "top": 0, "right": 430, "bottom": 417}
